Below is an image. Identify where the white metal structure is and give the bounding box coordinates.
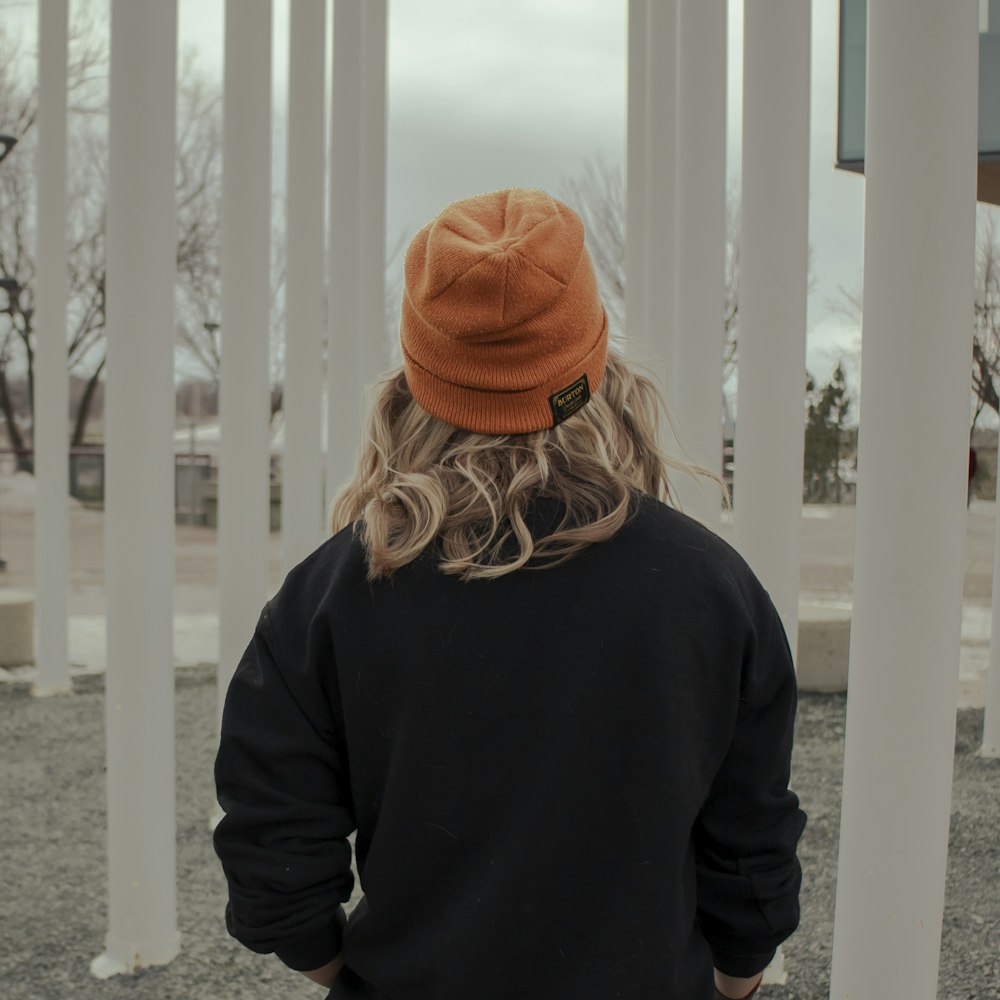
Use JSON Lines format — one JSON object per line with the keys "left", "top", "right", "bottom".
{"left": 282, "top": 0, "right": 327, "bottom": 573}
{"left": 216, "top": 0, "right": 273, "bottom": 745}
{"left": 16, "top": 1, "right": 987, "bottom": 993}
{"left": 325, "top": 0, "right": 388, "bottom": 510}
{"left": 670, "top": 0, "right": 727, "bottom": 527}
{"left": 94, "top": 0, "right": 180, "bottom": 976}
{"left": 33, "top": 0, "right": 71, "bottom": 697}
{"left": 732, "top": 2, "right": 812, "bottom": 661}
{"left": 830, "top": 2, "right": 981, "bottom": 996}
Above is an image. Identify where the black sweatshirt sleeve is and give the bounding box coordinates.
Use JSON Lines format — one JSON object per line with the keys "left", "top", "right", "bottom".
{"left": 212, "top": 602, "right": 356, "bottom": 972}
{"left": 692, "top": 597, "right": 808, "bottom": 978}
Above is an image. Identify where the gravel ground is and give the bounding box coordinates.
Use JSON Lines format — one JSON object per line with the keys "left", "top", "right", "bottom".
{"left": 1, "top": 672, "right": 998, "bottom": 1000}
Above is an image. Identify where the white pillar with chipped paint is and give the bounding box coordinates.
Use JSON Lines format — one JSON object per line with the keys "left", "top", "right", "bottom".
{"left": 94, "top": 0, "right": 180, "bottom": 977}
{"left": 671, "top": 0, "right": 726, "bottom": 527}
{"left": 830, "top": 2, "right": 980, "bottom": 995}
{"left": 217, "top": 0, "right": 272, "bottom": 739}
{"left": 732, "top": 1, "right": 811, "bottom": 662}
{"left": 283, "top": 0, "right": 326, "bottom": 572}
{"left": 33, "top": 0, "right": 71, "bottom": 698}
{"left": 325, "top": 0, "right": 387, "bottom": 511}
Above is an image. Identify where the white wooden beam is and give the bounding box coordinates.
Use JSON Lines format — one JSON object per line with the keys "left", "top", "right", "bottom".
{"left": 217, "top": 0, "right": 273, "bottom": 747}
{"left": 283, "top": 0, "right": 327, "bottom": 571}
{"left": 732, "top": 0, "right": 811, "bottom": 662}
{"left": 671, "top": 0, "right": 727, "bottom": 527}
{"left": 33, "top": 0, "right": 71, "bottom": 697}
{"left": 831, "top": 2, "right": 980, "bottom": 994}
{"left": 95, "top": 0, "right": 180, "bottom": 976}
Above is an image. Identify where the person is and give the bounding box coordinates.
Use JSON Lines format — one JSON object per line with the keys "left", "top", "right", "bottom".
{"left": 969, "top": 446, "right": 978, "bottom": 508}
{"left": 212, "top": 188, "right": 807, "bottom": 1000}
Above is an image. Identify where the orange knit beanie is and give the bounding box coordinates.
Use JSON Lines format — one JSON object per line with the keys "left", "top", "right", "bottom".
{"left": 400, "top": 188, "right": 608, "bottom": 435}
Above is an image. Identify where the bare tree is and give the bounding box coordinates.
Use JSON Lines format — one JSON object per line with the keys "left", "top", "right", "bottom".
{"left": 561, "top": 153, "right": 627, "bottom": 335}
{"left": 973, "top": 205, "right": 1000, "bottom": 428}
{"left": 174, "top": 48, "right": 225, "bottom": 388}
{"left": 560, "top": 153, "right": 744, "bottom": 381}
{"left": 0, "top": 10, "right": 108, "bottom": 468}
{"left": 0, "top": 17, "right": 243, "bottom": 461}
{"left": 831, "top": 203, "right": 1000, "bottom": 435}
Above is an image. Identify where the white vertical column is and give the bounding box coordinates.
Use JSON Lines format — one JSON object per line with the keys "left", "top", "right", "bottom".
{"left": 672, "top": 0, "right": 726, "bottom": 527}
{"left": 830, "top": 3, "right": 980, "bottom": 997}
{"left": 625, "top": 0, "right": 678, "bottom": 456}
{"left": 732, "top": 2, "right": 811, "bottom": 660}
{"left": 625, "top": 0, "right": 650, "bottom": 362}
{"left": 218, "top": 0, "right": 272, "bottom": 732}
{"left": 644, "top": 0, "right": 676, "bottom": 402}
{"left": 96, "top": 0, "right": 179, "bottom": 975}
{"left": 982, "top": 457, "right": 1000, "bottom": 756}
{"left": 325, "top": 0, "right": 387, "bottom": 510}
{"left": 282, "top": 0, "right": 326, "bottom": 573}
{"left": 359, "top": 0, "right": 388, "bottom": 391}
{"left": 33, "top": 0, "right": 71, "bottom": 698}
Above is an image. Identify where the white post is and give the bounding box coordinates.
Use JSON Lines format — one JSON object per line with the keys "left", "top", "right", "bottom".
{"left": 217, "top": 0, "right": 272, "bottom": 739}
{"left": 644, "top": 0, "right": 676, "bottom": 400}
{"left": 830, "top": 3, "right": 980, "bottom": 997}
{"left": 325, "top": 0, "right": 387, "bottom": 511}
{"left": 625, "top": 0, "right": 678, "bottom": 454}
{"left": 282, "top": 0, "right": 326, "bottom": 573}
{"left": 732, "top": 1, "right": 811, "bottom": 661}
{"left": 981, "top": 455, "right": 1000, "bottom": 756}
{"left": 671, "top": 0, "right": 726, "bottom": 527}
{"left": 94, "top": 0, "right": 179, "bottom": 977}
{"left": 625, "top": 0, "right": 650, "bottom": 362}
{"left": 359, "top": 0, "right": 388, "bottom": 392}
{"left": 33, "top": 0, "right": 71, "bottom": 698}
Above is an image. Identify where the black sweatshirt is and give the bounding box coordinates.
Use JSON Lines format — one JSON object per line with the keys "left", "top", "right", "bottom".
{"left": 213, "top": 490, "right": 807, "bottom": 1000}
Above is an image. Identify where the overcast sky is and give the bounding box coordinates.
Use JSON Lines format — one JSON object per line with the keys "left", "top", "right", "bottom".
{"left": 3, "top": 0, "right": 866, "bottom": 387}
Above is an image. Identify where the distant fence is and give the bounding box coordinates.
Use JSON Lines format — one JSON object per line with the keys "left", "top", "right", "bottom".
{"left": 0, "top": 448, "right": 217, "bottom": 525}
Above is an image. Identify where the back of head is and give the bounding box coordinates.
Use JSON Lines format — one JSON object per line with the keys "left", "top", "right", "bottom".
{"left": 330, "top": 188, "right": 723, "bottom": 581}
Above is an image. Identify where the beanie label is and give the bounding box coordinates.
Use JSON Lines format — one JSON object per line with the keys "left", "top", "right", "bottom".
{"left": 549, "top": 373, "right": 590, "bottom": 426}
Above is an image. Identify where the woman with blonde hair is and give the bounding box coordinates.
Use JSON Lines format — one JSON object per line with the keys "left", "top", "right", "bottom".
{"left": 213, "top": 188, "right": 806, "bottom": 1000}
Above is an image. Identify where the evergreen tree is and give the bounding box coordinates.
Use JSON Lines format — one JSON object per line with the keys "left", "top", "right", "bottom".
{"left": 803, "top": 361, "right": 850, "bottom": 502}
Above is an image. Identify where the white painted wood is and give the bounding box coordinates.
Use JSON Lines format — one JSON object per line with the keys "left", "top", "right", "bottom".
{"left": 625, "top": 0, "right": 679, "bottom": 461}
{"left": 625, "top": 0, "right": 649, "bottom": 363}
{"left": 830, "top": 2, "right": 980, "bottom": 995}
{"left": 282, "top": 0, "right": 326, "bottom": 572}
{"left": 217, "top": 0, "right": 273, "bottom": 744}
{"left": 643, "top": 0, "right": 677, "bottom": 412}
{"left": 96, "top": 0, "right": 180, "bottom": 976}
{"left": 325, "top": 0, "right": 387, "bottom": 512}
{"left": 33, "top": 0, "right": 71, "bottom": 697}
{"left": 731, "top": 0, "right": 811, "bottom": 662}
{"left": 359, "top": 0, "right": 388, "bottom": 392}
{"left": 671, "top": 0, "right": 726, "bottom": 527}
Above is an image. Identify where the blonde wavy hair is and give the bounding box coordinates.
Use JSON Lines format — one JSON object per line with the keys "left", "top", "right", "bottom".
{"left": 329, "top": 348, "right": 729, "bottom": 582}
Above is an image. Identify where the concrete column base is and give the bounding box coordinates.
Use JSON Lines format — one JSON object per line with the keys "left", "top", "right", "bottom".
{"left": 797, "top": 615, "right": 850, "bottom": 693}
{"left": 0, "top": 590, "right": 35, "bottom": 666}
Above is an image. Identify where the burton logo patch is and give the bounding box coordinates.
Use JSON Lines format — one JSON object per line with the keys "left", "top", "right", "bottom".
{"left": 549, "top": 373, "right": 591, "bottom": 426}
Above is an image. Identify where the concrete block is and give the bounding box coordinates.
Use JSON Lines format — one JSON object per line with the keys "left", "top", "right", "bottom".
{"left": 797, "top": 617, "right": 850, "bottom": 693}
{"left": 0, "top": 589, "right": 35, "bottom": 667}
